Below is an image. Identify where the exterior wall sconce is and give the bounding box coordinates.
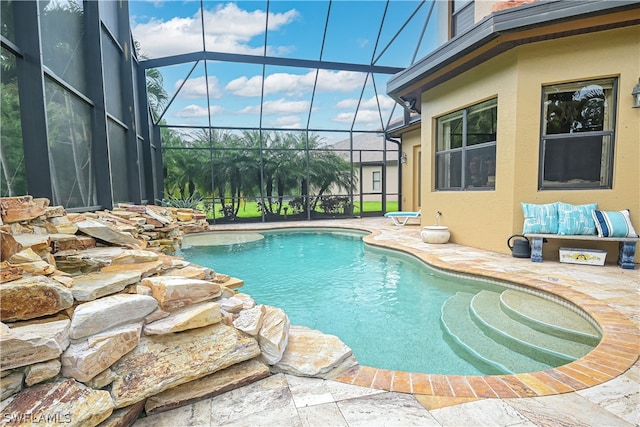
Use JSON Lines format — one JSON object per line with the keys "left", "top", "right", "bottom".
{"left": 403, "top": 98, "right": 417, "bottom": 113}
{"left": 633, "top": 78, "right": 640, "bottom": 108}
{"left": 400, "top": 152, "right": 407, "bottom": 164}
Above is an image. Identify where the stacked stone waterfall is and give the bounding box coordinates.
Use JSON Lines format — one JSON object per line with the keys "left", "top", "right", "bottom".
{"left": 0, "top": 196, "right": 358, "bottom": 426}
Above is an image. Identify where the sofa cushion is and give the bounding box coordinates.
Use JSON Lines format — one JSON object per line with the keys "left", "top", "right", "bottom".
{"left": 521, "top": 202, "right": 559, "bottom": 234}
{"left": 557, "top": 202, "right": 597, "bottom": 235}
{"left": 592, "top": 209, "right": 639, "bottom": 238}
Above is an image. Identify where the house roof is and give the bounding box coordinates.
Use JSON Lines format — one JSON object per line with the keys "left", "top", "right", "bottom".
{"left": 328, "top": 133, "right": 399, "bottom": 164}
{"left": 387, "top": 0, "right": 640, "bottom": 112}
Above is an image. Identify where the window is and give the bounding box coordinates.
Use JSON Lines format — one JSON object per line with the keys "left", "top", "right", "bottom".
{"left": 451, "top": 0, "right": 474, "bottom": 38}
{"left": 540, "top": 78, "right": 616, "bottom": 189}
{"left": 372, "top": 171, "right": 381, "bottom": 191}
{"left": 436, "top": 98, "right": 497, "bottom": 190}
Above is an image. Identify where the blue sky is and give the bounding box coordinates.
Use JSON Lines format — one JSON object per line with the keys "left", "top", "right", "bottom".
{"left": 129, "top": 1, "right": 440, "bottom": 141}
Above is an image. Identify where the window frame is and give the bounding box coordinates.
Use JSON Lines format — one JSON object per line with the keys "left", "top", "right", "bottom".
{"left": 372, "top": 170, "right": 381, "bottom": 191}
{"left": 451, "top": 0, "right": 474, "bottom": 39}
{"left": 435, "top": 98, "right": 497, "bottom": 191}
{"left": 538, "top": 77, "right": 617, "bottom": 190}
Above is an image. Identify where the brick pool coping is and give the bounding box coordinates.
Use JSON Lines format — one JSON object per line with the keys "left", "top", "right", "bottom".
{"left": 201, "top": 222, "right": 639, "bottom": 404}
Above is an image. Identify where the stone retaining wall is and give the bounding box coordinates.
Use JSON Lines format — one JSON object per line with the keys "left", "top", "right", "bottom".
{"left": 0, "top": 196, "right": 357, "bottom": 426}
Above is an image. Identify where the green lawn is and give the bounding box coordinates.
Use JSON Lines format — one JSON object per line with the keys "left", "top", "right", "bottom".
{"left": 200, "top": 200, "right": 399, "bottom": 219}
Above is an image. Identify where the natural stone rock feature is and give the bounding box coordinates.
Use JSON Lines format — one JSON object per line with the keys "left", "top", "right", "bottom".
{"left": 1, "top": 371, "right": 24, "bottom": 400}
{"left": 0, "top": 196, "right": 47, "bottom": 223}
{"left": 71, "top": 270, "right": 142, "bottom": 301}
{"left": 109, "top": 322, "right": 260, "bottom": 408}
{"left": 111, "top": 249, "right": 159, "bottom": 265}
{"left": 233, "top": 304, "right": 265, "bottom": 336}
{"left": 11, "top": 233, "right": 50, "bottom": 253}
{"left": 0, "top": 262, "right": 23, "bottom": 283}
{"left": 220, "top": 297, "right": 244, "bottom": 313}
{"left": 144, "top": 207, "right": 172, "bottom": 225}
{"left": 98, "top": 400, "right": 145, "bottom": 427}
{"left": 0, "top": 276, "right": 74, "bottom": 322}
{"left": 162, "top": 265, "right": 214, "bottom": 280}
{"left": 272, "top": 325, "right": 358, "bottom": 379}
{"left": 85, "top": 368, "right": 117, "bottom": 389}
{"left": 69, "top": 294, "right": 157, "bottom": 340}
{"left": 1, "top": 379, "right": 114, "bottom": 427}
{"left": 48, "top": 216, "right": 79, "bottom": 234}
{"left": 76, "top": 219, "right": 141, "bottom": 248}
{"left": 141, "top": 276, "right": 221, "bottom": 311}
{"left": 24, "top": 359, "right": 62, "bottom": 386}
{"left": 144, "top": 358, "right": 270, "bottom": 415}
{"left": 54, "top": 246, "right": 128, "bottom": 275}
{"left": 257, "top": 306, "right": 290, "bottom": 365}
{"left": 62, "top": 323, "right": 142, "bottom": 382}
{"left": 100, "top": 260, "right": 165, "bottom": 279}
{"left": 234, "top": 293, "right": 256, "bottom": 309}
{"left": 143, "top": 301, "right": 221, "bottom": 335}
{"left": 51, "top": 234, "right": 96, "bottom": 252}
{"left": 219, "top": 277, "right": 243, "bottom": 288}
{"left": 0, "top": 319, "right": 70, "bottom": 370}
{"left": 0, "top": 229, "right": 22, "bottom": 261}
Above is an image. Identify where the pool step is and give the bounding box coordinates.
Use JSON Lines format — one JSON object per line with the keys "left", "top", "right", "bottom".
{"left": 499, "top": 290, "right": 601, "bottom": 346}
{"left": 440, "top": 292, "right": 552, "bottom": 375}
{"left": 470, "top": 290, "right": 596, "bottom": 366}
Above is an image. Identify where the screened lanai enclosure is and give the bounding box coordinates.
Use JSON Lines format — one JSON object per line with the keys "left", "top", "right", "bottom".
{"left": 1, "top": 0, "right": 440, "bottom": 222}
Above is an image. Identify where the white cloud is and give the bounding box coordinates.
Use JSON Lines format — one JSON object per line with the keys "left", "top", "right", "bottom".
{"left": 332, "top": 109, "right": 384, "bottom": 125}
{"left": 175, "top": 104, "right": 223, "bottom": 118}
{"left": 271, "top": 115, "right": 302, "bottom": 129}
{"left": 132, "top": 3, "right": 298, "bottom": 58}
{"left": 226, "top": 69, "right": 367, "bottom": 97}
{"left": 175, "top": 76, "right": 223, "bottom": 99}
{"left": 238, "top": 98, "right": 309, "bottom": 115}
{"left": 335, "top": 95, "right": 396, "bottom": 110}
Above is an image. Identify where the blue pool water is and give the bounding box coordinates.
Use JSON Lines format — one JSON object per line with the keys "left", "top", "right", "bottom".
{"left": 181, "top": 229, "right": 511, "bottom": 375}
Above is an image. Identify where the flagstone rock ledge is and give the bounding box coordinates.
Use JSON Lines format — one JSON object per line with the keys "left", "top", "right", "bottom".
{"left": 0, "top": 196, "right": 358, "bottom": 426}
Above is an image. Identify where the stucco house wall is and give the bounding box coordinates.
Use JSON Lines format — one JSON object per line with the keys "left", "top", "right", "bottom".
{"left": 419, "top": 25, "right": 639, "bottom": 263}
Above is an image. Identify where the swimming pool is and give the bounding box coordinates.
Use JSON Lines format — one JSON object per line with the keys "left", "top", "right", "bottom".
{"left": 181, "top": 229, "right": 600, "bottom": 375}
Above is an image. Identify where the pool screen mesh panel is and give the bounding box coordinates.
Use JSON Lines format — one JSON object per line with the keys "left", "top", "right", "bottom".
{"left": 133, "top": 0, "right": 436, "bottom": 222}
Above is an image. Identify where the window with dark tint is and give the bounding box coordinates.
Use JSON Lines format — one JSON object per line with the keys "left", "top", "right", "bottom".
{"left": 540, "top": 78, "right": 616, "bottom": 189}
{"left": 436, "top": 98, "right": 497, "bottom": 190}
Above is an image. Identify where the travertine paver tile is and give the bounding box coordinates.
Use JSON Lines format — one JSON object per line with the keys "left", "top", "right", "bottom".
{"left": 298, "top": 402, "right": 348, "bottom": 427}
{"left": 506, "top": 392, "right": 635, "bottom": 427}
{"left": 576, "top": 366, "right": 640, "bottom": 426}
{"left": 206, "top": 374, "right": 302, "bottom": 426}
{"left": 430, "top": 398, "right": 536, "bottom": 427}
{"left": 324, "top": 379, "right": 386, "bottom": 401}
{"left": 285, "top": 375, "right": 335, "bottom": 408}
{"left": 337, "top": 392, "right": 439, "bottom": 427}
{"left": 445, "top": 375, "right": 476, "bottom": 398}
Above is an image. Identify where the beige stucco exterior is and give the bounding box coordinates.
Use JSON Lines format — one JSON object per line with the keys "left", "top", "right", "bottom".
{"left": 411, "top": 25, "right": 639, "bottom": 264}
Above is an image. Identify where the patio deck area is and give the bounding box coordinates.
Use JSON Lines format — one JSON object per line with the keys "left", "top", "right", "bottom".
{"left": 135, "top": 217, "right": 639, "bottom": 426}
